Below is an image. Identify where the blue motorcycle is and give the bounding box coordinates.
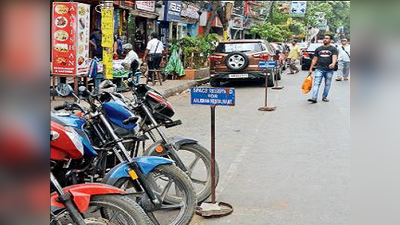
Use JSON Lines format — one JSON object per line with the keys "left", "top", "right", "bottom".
{"left": 53, "top": 84, "right": 196, "bottom": 225}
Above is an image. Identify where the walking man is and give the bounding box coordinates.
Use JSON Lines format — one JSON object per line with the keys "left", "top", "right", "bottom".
{"left": 308, "top": 34, "right": 338, "bottom": 103}
{"left": 142, "top": 32, "right": 164, "bottom": 81}
{"left": 336, "top": 38, "right": 351, "bottom": 81}
{"left": 287, "top": 40, "right": 300, "bottom": 74}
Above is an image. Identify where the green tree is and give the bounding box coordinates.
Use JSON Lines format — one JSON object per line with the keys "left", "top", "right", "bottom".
{"left": 250, "top": 22, "right": 292, "bottom": 42}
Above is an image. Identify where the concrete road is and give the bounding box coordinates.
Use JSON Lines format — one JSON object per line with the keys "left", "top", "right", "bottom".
{"left": 164, "top": 70, "right": 350, "bottom": 225}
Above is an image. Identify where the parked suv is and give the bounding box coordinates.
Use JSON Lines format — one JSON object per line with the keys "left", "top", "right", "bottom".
{"left": 209, "top": 40, "right": 275, "bottom": 87}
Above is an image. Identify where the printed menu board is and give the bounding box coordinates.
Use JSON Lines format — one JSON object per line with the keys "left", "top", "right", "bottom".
{"left": 52, "top": 2, "right": 90, "bottom": 75}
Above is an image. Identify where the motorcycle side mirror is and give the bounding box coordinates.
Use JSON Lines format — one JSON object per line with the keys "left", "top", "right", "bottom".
{"left": 78, "top": 86, "right": 87, "bottom": 92}
{"left": 78, "top": 86, "right": 91, "bottom": 100}
{"left": 127, "top": 78, "right": 135, "bottom": 87}
{"left": 55, "top": 83, "right": 74, "bottom": 97}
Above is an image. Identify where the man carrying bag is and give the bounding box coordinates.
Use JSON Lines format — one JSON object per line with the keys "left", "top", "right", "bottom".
{"left": 142, "top": 32, "right": 164, "bottom": 81}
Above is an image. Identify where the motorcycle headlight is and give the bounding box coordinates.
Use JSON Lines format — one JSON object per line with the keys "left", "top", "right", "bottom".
{"left": 65, "top": 127, "right": 84, "bottom": 156}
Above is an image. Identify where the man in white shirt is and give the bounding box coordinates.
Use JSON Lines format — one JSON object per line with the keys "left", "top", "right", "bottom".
{"left": 143, "top": 32, "right": 164, "bottom": 80}
{"left": 336, "top": 38, "right": 351, "bottom": 81}
{"left": 122, "top": 43, "right": 140, "bottom": 66}
{"left": 121, "top": 43, "right": 141, "bottom": 83}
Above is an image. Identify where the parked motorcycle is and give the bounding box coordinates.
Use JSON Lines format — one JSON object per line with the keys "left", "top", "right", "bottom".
{"left": 53, "top": 84, "right": 196, "bottom": 225}
{"left": 51, "top": 115, "right": 151, "bottom": 225}
{"left": 112, "top": 80, "right": 220, "bottom": 203}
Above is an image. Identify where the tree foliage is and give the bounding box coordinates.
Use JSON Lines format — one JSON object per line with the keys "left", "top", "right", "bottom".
{"left": 177, "top": 34, "right": 220, "bottom": 69}
{"left": 250, "top": 22, "right": 292, "bottom": 42}
{"left": 250, "top": 1, "right": 350, "bottom": 41}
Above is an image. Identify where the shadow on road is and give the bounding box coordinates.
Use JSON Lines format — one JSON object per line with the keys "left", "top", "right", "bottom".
{"left": 217, "top": 80, "right": 265, "bottom": 89}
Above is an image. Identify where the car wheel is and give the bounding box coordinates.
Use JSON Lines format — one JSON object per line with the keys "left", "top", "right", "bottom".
{"left": 210, "top": 79, "right": 220, "bottom": 87}
{"left": 225, "top": 52, "right": 249, "bottom": 71}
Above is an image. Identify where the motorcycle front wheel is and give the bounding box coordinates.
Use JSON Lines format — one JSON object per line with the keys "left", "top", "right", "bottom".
{"left": 145, "top": 143, "right": 220, "bottom": 203}
{"left": 51, "top": 195, "right": 151, "bottom": 225}
{"left": 114, "top": 164, "right": 196, "bottom": 225}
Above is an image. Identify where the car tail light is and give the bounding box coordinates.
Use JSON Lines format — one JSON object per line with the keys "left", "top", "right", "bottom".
{"left": 210, "top": 55, "right": 224, "bottom": 62}
{"left": 253, "top": 53, "right": 270, "bottom": 60}
{"left": 302, "top": 52, "right": 310, "bottom": 58}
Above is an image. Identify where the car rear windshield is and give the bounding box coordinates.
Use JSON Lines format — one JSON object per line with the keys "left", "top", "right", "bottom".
{"left": 216, "top": 42, "right": 263, "bottom": 53}
{"left": 297, "top": 43, "right": 308, "bottom": 48}
{"left": 307, "top": 44, "right": 322, "bottom": 52}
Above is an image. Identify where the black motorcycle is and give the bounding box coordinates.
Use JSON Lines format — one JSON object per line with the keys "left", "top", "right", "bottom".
{"left": 114, "top": 81, "right": 220, "bottom": 203}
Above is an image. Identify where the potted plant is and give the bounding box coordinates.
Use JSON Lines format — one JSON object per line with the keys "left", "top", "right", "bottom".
{"left": 177, "top": 34, "right": 219, "bottom": 80}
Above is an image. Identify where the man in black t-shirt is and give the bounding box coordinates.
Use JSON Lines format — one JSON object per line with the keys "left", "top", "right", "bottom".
{"left": 307, "top": 35, "right": 338, "bottom": 103}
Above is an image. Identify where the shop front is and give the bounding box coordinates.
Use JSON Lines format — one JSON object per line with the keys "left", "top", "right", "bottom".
{"left": 243, "top": 17, "right": 255, "bottom": 39}
{"left": 211, "top": 14, "right": 224, "bottom": 37}
{"left": 157, "top": 1, "right": 183, "bottom": 46}
{"left": 129, "top": 1, "right": 159, "bottom": 58}
{"left": 230, "top": 15, "right": 244, "bottom": 40}
{"left": 181, "top": 3, "right": 200, "bottom": 37}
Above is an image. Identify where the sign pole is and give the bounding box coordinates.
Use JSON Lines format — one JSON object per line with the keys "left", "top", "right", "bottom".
{"left": 258, "top": 68, "right": 276, "bottom": 111}
{"left": 210, "top": 105, "right": 216, "bottom": 204}
{"left": 272, "top": 67, "right": 284, "bottom": 90}
{"left": 191, "top": 87, "right": 234, "bottom": 217}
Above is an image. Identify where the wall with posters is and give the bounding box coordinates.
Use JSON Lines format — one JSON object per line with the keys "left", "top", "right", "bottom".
{"left": 52, "top": 2, "right": 90, "bottom": 75}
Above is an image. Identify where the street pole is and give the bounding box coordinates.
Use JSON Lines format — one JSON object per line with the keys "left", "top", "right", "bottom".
{"left": 258, "top": 68, "right": 276, "bottom": 111}
{"left": 210, "top": 105, "right": 216, "bottom": 204}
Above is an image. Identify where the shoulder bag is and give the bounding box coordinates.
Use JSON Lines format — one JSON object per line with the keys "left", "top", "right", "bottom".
{"left": 148, "top": 40, "right": 160, "bottom": 62}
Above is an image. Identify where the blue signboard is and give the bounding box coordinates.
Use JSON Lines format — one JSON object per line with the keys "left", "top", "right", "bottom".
{"left": 165, "top": 1, "right": 182, "bottom": 22}
{"left": 191, "top": 87, "right": 235, "bottom": 106}
{"left": 258, "top": 61, "right": 276, "bottom": 68}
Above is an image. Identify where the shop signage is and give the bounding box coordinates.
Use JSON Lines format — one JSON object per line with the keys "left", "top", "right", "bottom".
{"left": 135, "top": 1, "right": 156, "bottom": 12}
{"left": 182, "top": 4, "right": 199, "bottom": 19}
{"left": 52, "top": 2, "right": 90, "bottom": 75}
{"left": 101, "top": 8, "right": 114, "bottom": 79}
{"left": 211, "top": 15, "right": 223, "bottom": 28}
{"left": 230, "top": 16, "right": 243, "bottom": 29}
{"left": 165, "top": 1, "right": 182, "bottom": 22}
{"left": 290, "top": 1, "right": 307, "bottom": 17}
{"left": 191, "top": 87, "right": 235, "bottom": 106}
{"left": 243, "top": 17, "right": 253, "bottom": 29}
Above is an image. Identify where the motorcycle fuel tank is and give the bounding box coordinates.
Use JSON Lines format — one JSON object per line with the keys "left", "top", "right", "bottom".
{"left": 102, "top": 98, "right": 137, "bottom": 131}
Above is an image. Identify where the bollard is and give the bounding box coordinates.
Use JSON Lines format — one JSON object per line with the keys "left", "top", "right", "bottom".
{"left": 258, "top": 69, "right": 276, "bottom": 111}
{"left": 272, "top": 67, "right": 284, "bottom": 90}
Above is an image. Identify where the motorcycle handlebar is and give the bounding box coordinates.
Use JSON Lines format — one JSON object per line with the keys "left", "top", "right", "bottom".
{"left": 53, "top": 102, "right": 87, "bottom": 114}
{"left": 122, "top": 116, "right": 139, "bottom": 125}
{"left": 53, "top": 103, "right": 68, "bottom": 111}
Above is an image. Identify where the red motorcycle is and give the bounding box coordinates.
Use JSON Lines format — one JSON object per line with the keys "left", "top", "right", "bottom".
{"left": 50, "top": 116, "right": 151, "bottom": 225}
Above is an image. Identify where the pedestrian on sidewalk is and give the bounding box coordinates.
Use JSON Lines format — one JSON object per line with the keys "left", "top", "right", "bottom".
{"left": 336, "top": 38, "right": 351, "bottom": 81}
{"left": 287, "top": 40, "right": 301, "bottom": 74}
{"left": 142, "top": 32, "right": 164, "bottom": 82}
{"left": 307, "top": 34, "right": 338, "bottom": 103}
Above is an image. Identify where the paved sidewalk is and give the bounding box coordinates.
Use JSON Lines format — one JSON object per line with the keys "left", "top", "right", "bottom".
{"left": 50, "top": 77, "right": 209, "bottom": 106}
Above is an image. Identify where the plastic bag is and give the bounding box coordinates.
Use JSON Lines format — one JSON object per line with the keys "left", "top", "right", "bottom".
{"left": 302, "top": 75, "right": 313, "bottom": 94}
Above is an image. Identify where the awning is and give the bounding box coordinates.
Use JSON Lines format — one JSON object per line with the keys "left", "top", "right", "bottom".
{"left": 181, "top": 17, "right": 198, "bottom": 24}
{"left": 129, "top": 9, "right": 159, "bottom": 19}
